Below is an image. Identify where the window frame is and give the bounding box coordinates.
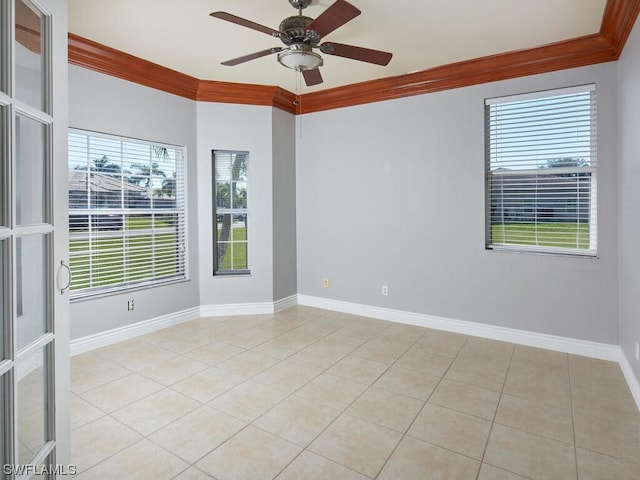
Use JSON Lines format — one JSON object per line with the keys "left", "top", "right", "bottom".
{"left": 484, "top": 84, "right": 598, "bottom": 257}
{"left": 67, "top": 128, "right": 188, "bottom": 299}
{"left": 212, "top": 149, "right": 250, "bottom": 276}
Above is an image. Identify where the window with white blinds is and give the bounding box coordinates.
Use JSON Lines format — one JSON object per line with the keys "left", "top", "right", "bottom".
{"left": 68, "top": 129, "right": 187, "bottom": 298}
{"left": 485, "top": 85, "right": 597, "bottom": 256}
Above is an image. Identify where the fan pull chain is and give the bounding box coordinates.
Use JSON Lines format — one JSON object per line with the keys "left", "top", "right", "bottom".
{"left": 295, "top": 69, "right": 303, "bottom": 139}
{"left": 294, "top": 68, "right": 302, "bottom": 110}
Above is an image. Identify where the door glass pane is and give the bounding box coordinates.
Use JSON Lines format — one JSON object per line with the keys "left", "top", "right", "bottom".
{"left": 0, "top": 374, "right": 5, "bottom": 470}
{"left": 17, "top": 235, "right": 48, "bottom": 349}
{"left": 16, "top": 113, "right": 47, "bottom": 225}
{"left": 0, "top": 241, "right": 4, "bottom": 359}
{"left": 15, "top": 0, "right": 46, "bottom": 111}
{"left": 18, "top": 346, "right": 48, "bottom": 464}
{"left": 0, "top": 5, "right": 6, "bottom": 94}
{"left": 0, "top": 107, "right": 4, "bottom": 226}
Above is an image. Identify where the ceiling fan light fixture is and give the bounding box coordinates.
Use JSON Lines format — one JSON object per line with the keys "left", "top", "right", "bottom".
{"left": 277, "top": 43, "right": 323, "bottom": 71}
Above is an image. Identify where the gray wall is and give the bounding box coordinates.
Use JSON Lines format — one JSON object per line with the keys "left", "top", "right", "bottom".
{"left": 619, "top": 20, "right": 640, "bottom": 382}
{"left": 272, "top": 108, "right": 297, "bottom": 301}
{"left": 68, "top": 65, "right": 199, "bottom": 339}
{"left": 296, "top": 63, "right": 620, "bottom": 344}
{"left": 196, "top": 102, "right": 275, "bottom": 305}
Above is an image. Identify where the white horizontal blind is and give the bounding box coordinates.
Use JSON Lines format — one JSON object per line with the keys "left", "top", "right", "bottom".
{"left": 213, "top": 150, "right": 249, "bottom": 274}
{"left": 485, "top": 85, "right": 597, "bottom": 256}
{"left": 68, "top": 129, "right": 187, "bottom": 297}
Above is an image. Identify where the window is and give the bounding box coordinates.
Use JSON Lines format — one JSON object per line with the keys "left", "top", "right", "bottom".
{"left": 485, "top": 85, "right": 597, "bottom": 256}
{"left": 68, "top": 129, "right": 187, "bottom": 298}
{"left": 213, "top": 150, "right": 249, "bottom": 274}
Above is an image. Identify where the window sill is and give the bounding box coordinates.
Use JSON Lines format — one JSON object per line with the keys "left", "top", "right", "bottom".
{"left": 487, "top": 245, "right": 598, "bottom": 259}
{"left": 70, "top": 277, "right": 191, "bottom": 303}
{"left": 213, "top": 271, "right": 251, "bottom": 277}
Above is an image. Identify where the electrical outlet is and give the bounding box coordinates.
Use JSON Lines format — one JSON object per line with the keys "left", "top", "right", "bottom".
{"left": 382, "top": 285, "right": 388, "bottom": 296}
{"left": 127, "top": 299, "right": 134, "bottom": 311}
{"left": 635, "top": 341, "right": 640, "bottom": 362}
{"left": 323, "top": 278, "right": 329, "bottom": 288}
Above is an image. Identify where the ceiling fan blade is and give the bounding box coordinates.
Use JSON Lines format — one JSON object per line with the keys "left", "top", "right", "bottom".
{"left": 210, "top": 11, "right": 280, "bottom": 37}
{"left": 321, "top": 42, "right": 392, "bottom": 66}
{"left": 306, "top": 0, "right": 361, "bottom": 37}
{"left": 221, "top": 47, "right": 284, "bottom": 66}
{"left": 302, "top": 68, "right": 323, "bottom": 86}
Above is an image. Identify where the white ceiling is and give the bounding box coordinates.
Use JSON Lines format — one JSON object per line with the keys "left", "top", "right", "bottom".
{"left": 68, "top": 0, "right": 608, "bottom": 93}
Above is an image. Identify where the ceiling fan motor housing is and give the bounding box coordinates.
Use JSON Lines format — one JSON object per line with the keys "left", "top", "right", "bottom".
{"left": 279, "top": 16, "right": 320, "bottom": 46}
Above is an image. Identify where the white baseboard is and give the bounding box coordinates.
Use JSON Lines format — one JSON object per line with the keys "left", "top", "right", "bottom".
{"left": 297, "top": 294, "right": 621, "bottom": 362}
{"left": 274, "top": 294, "right": 298, "bottom": 312}
{"left": 70, "top": 307, "right": 200, "bottom": 356}
{"left": 619, "top": 351, "right": 640, "bottom": 411}
{"left": 199, "top": 295, "right": 298, "bottom": 317}
{"left": 71, "top": 296, "right": 298, "bottom": 356}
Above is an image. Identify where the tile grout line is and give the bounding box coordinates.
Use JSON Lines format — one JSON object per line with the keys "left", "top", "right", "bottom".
{"left": 373, "top": 334, "right": 472, "bottom": 479}
{"left": 183, "top": 316, "right": 393, "bottom": 479}
{"left": 568, "top": 356, "right": 580, "bottom": 480}
{"left": 71, "top": 316, "right": 289, "bottom": 477}
{"left": 473, "top": 342, "right": 515, "bottom": 480}
{"left": 158, "top": 313, "right": 342, "bottom": 476}
{"left": 75, "top": 319, "right": 461, "bottom": 477}
{"left": 70, "top": 311, "right": 318, "bottom": 476}
{"left": 264, "top": 333, "right": 409, "bottom": 479}
{"left": 264, "top": 325, "right": 427, "bottom": 479}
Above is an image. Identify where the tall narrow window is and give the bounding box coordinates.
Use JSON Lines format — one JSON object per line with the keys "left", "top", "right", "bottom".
{"left": 485, "top": 85, "right": 597, "bottom": 256}
{"left": 68, "top": 129, "right": 187, "bottom": 297}
{"left": 213, "top": 150, "right": 249, "bottom": 274}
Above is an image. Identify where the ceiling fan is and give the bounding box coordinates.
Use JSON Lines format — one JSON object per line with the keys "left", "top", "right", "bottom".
{"left": 210, "top": 0, "right": 393, "bottom": 87}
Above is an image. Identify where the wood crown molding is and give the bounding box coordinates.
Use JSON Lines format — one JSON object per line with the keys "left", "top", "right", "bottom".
{"left": 196, "top": 80, "right": 296, "bottom": 113}
{"left": 68, "top": 33, "right": 200, "bottom": 100}
{"left": 601, "top": 0, "right": 640, "bottom": 54}
{"left": 68, "top": 0, "right": 639, "bottom": 115}
{"left": 296, "top": 34, "right": 617, "bottom": 114}
{"left": 68, "top": 33, "right": 297, "bottom": 114}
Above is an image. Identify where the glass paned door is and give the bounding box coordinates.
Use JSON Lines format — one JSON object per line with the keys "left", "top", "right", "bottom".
{"left": 1, "top": 0, "right": 64, "bottom": 476}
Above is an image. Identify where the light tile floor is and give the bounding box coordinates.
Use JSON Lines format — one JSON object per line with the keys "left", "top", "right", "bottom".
{"left": 70, "top": 306, "right": 640, "bottom": 479}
